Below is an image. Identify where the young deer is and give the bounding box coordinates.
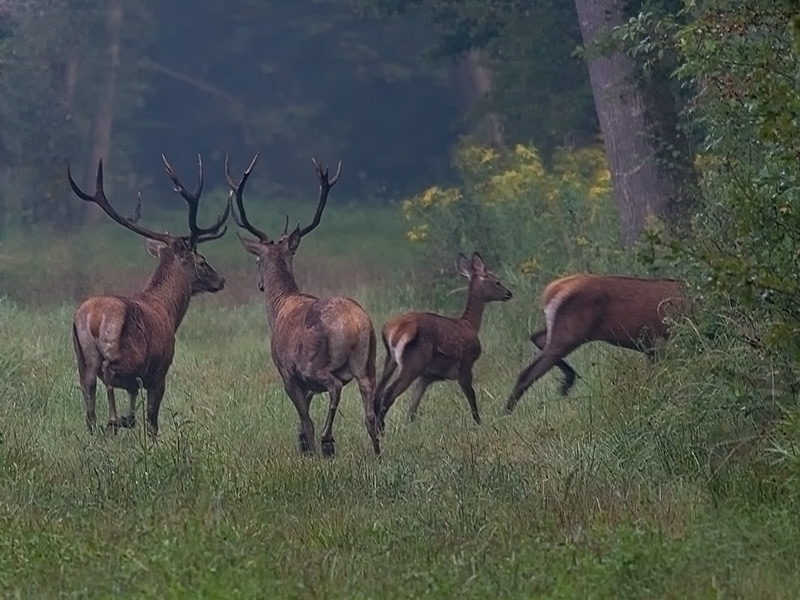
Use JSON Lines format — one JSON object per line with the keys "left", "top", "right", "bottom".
{"left": 226, "top": 153, "right": 381, "bottom": 458}
{"left": 69, "top": 155, "right": 229, "bottom": 437}
{"left": 505, "top": 274, "right": 690, "bottom": 413}
{"left": 375, "top": 252, "right": 512, "bottom": 431}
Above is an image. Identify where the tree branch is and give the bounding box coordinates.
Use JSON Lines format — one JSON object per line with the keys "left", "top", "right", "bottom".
{"left": 141, "top": 59, "right": 250, "bottom": 122}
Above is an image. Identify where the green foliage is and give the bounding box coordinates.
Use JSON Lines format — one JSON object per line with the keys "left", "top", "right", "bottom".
{"left": 150, "top": 0, "right": 458, "bottom": 196}
{"left": 0, "top": 1, "right": 466, "bottom": 230}
{"left": 399, "top": 140, "right": 625, "bottom": 286}
{"left": 627, "top": 2, "right": 800, "bottom": 367}
{"left": 355, "top": 0, "right": 598, "bottom": 156}
{"left": 0, "top": 0, "right": 158, "bottom": 227}
{"left": 621, "top": 0, "right": 800, "bottom": 497}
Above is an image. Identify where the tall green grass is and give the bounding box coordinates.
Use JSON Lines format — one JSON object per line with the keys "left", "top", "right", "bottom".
{"left": 0, "top": 202, "right": 798, "bottom": 598}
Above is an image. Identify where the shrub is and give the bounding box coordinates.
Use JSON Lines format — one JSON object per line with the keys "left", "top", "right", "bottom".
{"left": 400, "top": 140, "right": 627, "bottom": 285}
{"left": 623, "top": 0, "right": 800, "bottom": 500}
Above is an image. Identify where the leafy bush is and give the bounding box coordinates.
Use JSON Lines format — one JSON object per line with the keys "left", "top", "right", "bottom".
{"left": 400, "top": 140, "right": 626, "bottom": 283}
{"left": 622, "top": 1, "right": 800, "bottom": 500}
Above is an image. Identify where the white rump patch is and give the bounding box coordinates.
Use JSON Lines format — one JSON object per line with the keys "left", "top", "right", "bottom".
{"left": 390, "top": 332, "right": 412, "bottom": 371}
{"left": 543, "top": 295, "right": 564, "bottom": 348}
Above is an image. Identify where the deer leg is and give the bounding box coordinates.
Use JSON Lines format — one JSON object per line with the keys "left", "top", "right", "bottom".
{"left": 531, "top": 329, "right": 577, "bottom": 396}
{"left": 119, "top": 387, "right": 138, "bottom": 429}
{"left": 79, "top": 376, "right": 98, "bottom": 434}
{"left": 73, "top": 326, "right": 99, "bottom": 434}
{"left": 407, "top": 375, "right": 435, "bottom": 423}
{"left": 320, "top": 379, "right": 344, "bottom": 459}
{"left": 145, "top": 381, "right": 165, "bottom": 439}
{"left": 286, "top": 385, "right": 315, "bottom": 455}
{"left": 105, "top": 387, "right": 120, "bottom": 435}
{"left": 645, "top": 346, "right": 658, "bottom": 363}
{"left": 356, "top": 374, "right": 381, "bottom": 457}
{"left": 374, "top": 353, "right": 397, "bottom": 415}
{"left": 377, "top": 369, "right": 419, "bottom": 433}
{"left": 457, "top": 370, "right": 481, "bottom": 425}
{"left": 505, "top": 348, "right": 573, "bottom": 414}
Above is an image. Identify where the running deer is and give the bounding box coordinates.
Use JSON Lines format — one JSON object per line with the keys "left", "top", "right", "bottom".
{"left": 375, "top": 252, "right": 513, "bottom": 430}
{"left": 505, "top": 274, "right": 690, "bottom": 413}
{"left": 225, "top": 153, "right": 381, "bottom": 458}
{"left": 69, "top": 155, "right": 229, "bottom": 436}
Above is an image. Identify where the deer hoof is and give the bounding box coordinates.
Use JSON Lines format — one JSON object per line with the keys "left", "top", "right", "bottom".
{"left": 298, "top": 434, "right": 314, "bottom": 455}
{"left": 321, "top": 439, "right": 336, "bottom": 458}
{"left": 104, "top": 420, "right": 119, "bottom": 435}
{"left": 119, "top": 414, "right": 136, "bottom": 429}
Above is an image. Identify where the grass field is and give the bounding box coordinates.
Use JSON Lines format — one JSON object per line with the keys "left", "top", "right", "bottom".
{"left": 1, "top": 199, "right": 799, "bottom": 598}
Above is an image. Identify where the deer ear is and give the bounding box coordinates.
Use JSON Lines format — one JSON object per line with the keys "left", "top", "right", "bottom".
{"left": 287, "top": 226, "right": 302, "bottom": 253}
{"left": 144, "top": 238, "right": 168, "bottom": 258}
{"left": 455, "top": 253, "right": 471, "bottom": 278}
{"left": 471, "top": 252, "right": 487, "bottom": 275}
{"left": 237, "top": 233, "right": 262, "bottom": 256}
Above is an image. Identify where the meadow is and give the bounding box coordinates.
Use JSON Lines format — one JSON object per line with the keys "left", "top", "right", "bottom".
{"left": 1, "top": 195, "right": 799, "bottom": 599}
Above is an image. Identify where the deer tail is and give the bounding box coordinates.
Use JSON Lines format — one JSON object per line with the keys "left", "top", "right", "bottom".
{"left": 384, "top": 320, "right": 418, "bottom": 372}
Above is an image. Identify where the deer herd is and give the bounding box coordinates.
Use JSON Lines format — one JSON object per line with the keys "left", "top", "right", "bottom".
{"left": 66, "top": 153, "right": 691, "bottom": 458}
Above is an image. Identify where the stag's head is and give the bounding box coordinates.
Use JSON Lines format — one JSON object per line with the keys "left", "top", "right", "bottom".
{"left": 68, "top": 155, "right": 229, "bottom": 296}
{"left": 225, "top": 153, "right": 341, "bottom": 293}
{"left": 456, "top": 252, "right": 513, "bottom": 302}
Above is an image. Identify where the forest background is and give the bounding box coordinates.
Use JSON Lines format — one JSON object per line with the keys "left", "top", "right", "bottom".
{"left": 1, "top": 0, "right": 800, "bottom": 597}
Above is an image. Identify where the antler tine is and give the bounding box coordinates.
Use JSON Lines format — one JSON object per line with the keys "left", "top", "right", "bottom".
{"left": 161, "top": 153, "right": 203, "bottom": 202}
{"left": 298, "top": 158, "right": 343, "bottom": 238}
{"left": 224, "top": 152, "right": 270, "bottom": 242}
{"left": 130, "top": 191, "right": 142, "bottom": 224}
{"left": 67, "top": 160, "right": 172, "bottom": 244}
{"left": 161, "top": 154, "right": 225, "bottom": 245}
{"left": 196, "top": 222, "right": 229, "bottom": 243}
{"left": 195, "top": 197, "right": 231, "bottom": 244}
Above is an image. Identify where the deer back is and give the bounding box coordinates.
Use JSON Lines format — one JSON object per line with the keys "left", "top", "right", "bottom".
{"left": 383, "top": 311, "right": 481, "bottom": 370}
{"left": 542, "top": 274, "right": 688, "bottom": 349}
{"left": 74, "top": 294, "right": 177, "bottom": 383}
{"left": 269, "top": 294, "right": 375, "bottom": 382}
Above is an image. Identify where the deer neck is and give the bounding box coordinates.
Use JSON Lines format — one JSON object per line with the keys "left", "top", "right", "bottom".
{"left": 263, "top": 257, "right": 302, "bottom": 328}
{"left": 460, "top": 280, "right": 487, "bottom": 331}
{"left": 140, "top": 257, "right": 193, "bottom": 330}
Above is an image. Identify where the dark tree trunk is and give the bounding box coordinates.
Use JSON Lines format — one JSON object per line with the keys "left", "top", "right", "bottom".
{"left": 453, "top": 49, "right": 504, "bottom": 147}
{"left": 574, "top": 0, "right": 693, "bottom": 247}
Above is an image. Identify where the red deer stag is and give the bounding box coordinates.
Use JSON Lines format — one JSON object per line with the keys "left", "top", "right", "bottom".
{"left": 225, "top": 153, "right": 380, "bottom": 458}
{"left": 375, "top": 252, "right": 512, "bottom": 431}
{"left": 505, "top": 274, "right": 690, "bottom": 413}
{"left": 68, "top": 155, "right": 229, "bottom": 436}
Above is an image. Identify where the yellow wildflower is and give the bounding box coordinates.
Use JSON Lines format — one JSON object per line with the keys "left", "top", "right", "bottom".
{"left": 519, "top": 256, "right": 540, "bottom": 275}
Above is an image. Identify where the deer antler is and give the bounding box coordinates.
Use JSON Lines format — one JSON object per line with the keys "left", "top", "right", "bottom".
{"left": 68, "top": 161, "right": 174, "bottom": 244}
{"left": 161, "top": 154, "right": 229, "bottom": 246}
{"left": 225, "top": 152, "right": 270, "bottom": 242}
{"left": 298, "top": 158, "right": 342, "bottom": 238}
